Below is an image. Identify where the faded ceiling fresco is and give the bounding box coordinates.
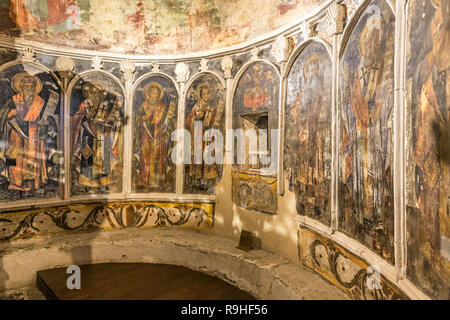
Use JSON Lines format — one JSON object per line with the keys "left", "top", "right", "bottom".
{"left": 0, "top": 0, "right": 321, "bottom": 54}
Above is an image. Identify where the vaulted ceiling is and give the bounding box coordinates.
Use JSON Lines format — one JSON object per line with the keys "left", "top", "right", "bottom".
{"left": 0, "top": 0, "right": 321, "bottom": 54}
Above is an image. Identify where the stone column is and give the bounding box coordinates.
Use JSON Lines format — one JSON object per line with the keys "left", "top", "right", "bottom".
{"left": 325, "top": 1, "right": 346, "bottom": 233}
{"left": 175, "top": 62, "right": 190, "bottom": 195}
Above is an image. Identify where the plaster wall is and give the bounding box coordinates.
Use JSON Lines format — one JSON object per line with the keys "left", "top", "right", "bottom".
{"left": 0, "top": 0, "right": 448, "bottom": 300}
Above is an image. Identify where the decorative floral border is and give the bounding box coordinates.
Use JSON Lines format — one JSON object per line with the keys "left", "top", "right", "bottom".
{"left": 0, "top": 201, "right": 214, "bottom": 242}
{"left": 298, "top": 227, "right": 408, "bottom": 300}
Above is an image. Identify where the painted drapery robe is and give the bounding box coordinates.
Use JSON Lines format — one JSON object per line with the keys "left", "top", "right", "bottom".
{"left": 72, "top": 82, "right": 122, "bottom": 189}
{"left": 134, "top": 82, "right": 176, "bottom": 190}
{"left": 406, "top": 0, "right": 450, "bottom": 299}
{"left": 339, "top": 0, "right": 395, "bottom": 261}
{"left": 285, "top": 45, "right": 332, "bottom": 225}
{"left": 185, "top": 79, "right": 225, "bottom": 194}
{"left": 0, "top": 72, "right": 58, "bottom": 194}
{"left": 0, "top": 92, "right": 46, "bottom": 191}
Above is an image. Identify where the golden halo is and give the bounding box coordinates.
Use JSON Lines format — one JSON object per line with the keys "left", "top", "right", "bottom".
{"left": 143, "top": 81, "right": 164, "bottom": 101}
{"left": 359, "top": 15, "right": 383, "bottom": 57}
{"left": 82, "top": 81, "right": 106, "bottom": 99}
{"left": 303, "top": 53, "right": 321, "bottom": 80}
{"left": 12, "top": 72, "right": 42, "bottom": 94}
{"left": 195, "top": 81, "right": 213, "bottom": 101}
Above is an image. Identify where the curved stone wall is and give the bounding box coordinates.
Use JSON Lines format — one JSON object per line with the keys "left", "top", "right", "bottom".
{"left": 0, "top": 228, "right": 348, "bottom": 300}
{"left": 0, "top": 0, "right": 448, "bottom": 300}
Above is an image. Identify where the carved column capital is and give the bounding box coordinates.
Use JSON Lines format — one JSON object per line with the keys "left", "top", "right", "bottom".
{"left": 151, "top": 61, "right": 160, "bottom": 73}
{"left": 56, "top": 57, "right": 75, "bottom": 90}
{"left": 91, "top": 55, "right": 103, "bottom": 70}
{"left": 271, "top": 35, "right": 291, "bottom": 63}
{"left": 326, "top": 2, "right": 347, "bottom": 36}
{"left": 221, "top": 55, "right": 233, "bottom": 79}
{"left": 250, "top": 47, "right": 262, "bottom": 61}
{"left": 199, "top": 58, "right": 209, "bottom": 72}
{"left": 21, "top": 47, "right": 36, "bottom": 63}
{"left": 120, "top": 59, "right": 136, "bottom": 81}
{"left": 175, "top": 62, "right": 190, "bottom": 83}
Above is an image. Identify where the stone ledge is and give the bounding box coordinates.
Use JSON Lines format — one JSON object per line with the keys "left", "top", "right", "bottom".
{"left": 0, "top": 228, "right": 348, "bottom": 300}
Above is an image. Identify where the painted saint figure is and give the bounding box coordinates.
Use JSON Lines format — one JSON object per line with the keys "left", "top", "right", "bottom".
{"left": 412, "top": 0, "right": 449, "bottom": 252}
{"left": 341, "top": 13, "right": 393, "bottom": 228}
{"left": 285, "top": 49, "right": 331, "bottom": 223}
{"left": 185, "top": 81, "right": 224, "bottom": 194}
{"left": 0, "top": 73, "right": 48, "bottom": 192}
{"left": 134, "top": 81, "right": 176, "bottom": 190}
{"left": 243, "top": 64, "right": 272, "bottom": 109}
{"left": 72, "top": 81, "right": 122, "bottom": 189}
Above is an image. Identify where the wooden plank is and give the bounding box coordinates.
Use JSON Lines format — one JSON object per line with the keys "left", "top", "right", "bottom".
{"left": 36, "top": 263, "right": 255, "bottom": 300}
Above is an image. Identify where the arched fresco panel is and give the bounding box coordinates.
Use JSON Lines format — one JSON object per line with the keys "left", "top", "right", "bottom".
{"left": 285, "top": 42, "right": 332, "bottom": 225}
{"left": 232, "top": 62, "right": 280, "bottom": 214}
{"left": 184, "top": 74, "right": 225, "bottom": 195}
{"left": 70, "top": 72, "right": 124, "bottom": 196}
{"left": 338, "top": 0, "right": 395, "bottom": 263}
{"left": 406, "top": 0, "right": 450, "bottom": 300}
{"left": 0, "top": 63, "right": 62, "bottom": 202}
{"left": 132, "top": 75, "right": 178, "bottom": 193}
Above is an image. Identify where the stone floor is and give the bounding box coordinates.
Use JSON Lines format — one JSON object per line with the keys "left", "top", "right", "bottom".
{"left": 0, "top": 228, "right": 349, "bottom": 300}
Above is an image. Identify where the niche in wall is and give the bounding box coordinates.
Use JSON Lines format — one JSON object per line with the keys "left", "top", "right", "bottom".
{"left": 69, "top": 72, "right": 125, "bottom": 196}
{"left": 338, "top": 0, "right": 395, "bottom": 263}
{"left": 284, "top": 41, "right": 332, "bottom": 226}
{"left": 0, "top": 62, "right": 62, "bottom": 202}
{"left": 239, "top": 111, "right": 270, "bottom": 172}
{"left": 232, "top": 62, "right": 280, "bottom": 214}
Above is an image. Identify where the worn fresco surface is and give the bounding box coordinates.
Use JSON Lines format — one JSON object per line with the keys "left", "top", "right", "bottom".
{"left": 297, "top": 227, "right": 408, "bottom": 300}
{"left": 285, "top": 42, "right": 332, "bottom": 225}
{"left": 0, "top": 63, "right": 61, "bottom": 202}
{"left": 0, "top": 0, "right": 321, "bottom": 54}
{"left": 132, "top": 75, "right": 177, "bottom": 193}
{"left": 338, "top": 0, "right": 395, "bottom": 263}
{"left": 405, "top": 0, "right": 450, "bottom": 300}
{"left": 0, "top": 201, "right": 214, "bottom": 241}
{"left": 232, "top": 63, "right": 279, "bottom": 214}
{"left": 70, "top": 73, "right": 124, "bottom": 196}
{"left": 184, "top": 74, "right": 225, "bottom": 195}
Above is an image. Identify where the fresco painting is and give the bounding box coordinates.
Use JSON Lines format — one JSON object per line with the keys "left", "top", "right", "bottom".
{"left": 338, "top": 0, "right": 395, "bottom": 262}
{"left": 184, "top": 74, "right": 225, "bottom": 195}
{"left": 0, "top": 63, "right": 61, "bottom": 202}
{"left": 297, "top": 227, "right": 408, "bottom": 300}
{"left": 232, "top": 63, "right": 279, "bottom": 214}
{"left": 285, "top": 42, "right": 332, "bottom": 225}
{"left": 70, "top": 73, "right": 124, "bottom": 196}
{"left": 406, "top": 0, "right": 450, "bottom": 300}
{"left": 0, "top": 1, "right": 321, "bottom": 55}
{"left": 132, "top": 75, "right": 177, "bottom": 193}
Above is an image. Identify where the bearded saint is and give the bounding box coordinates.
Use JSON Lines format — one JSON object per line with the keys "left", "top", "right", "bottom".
{"left": 0, "top": 73, "right": 47, "bottom": 191}
{"left": 134, "top": 82, "right": 175, "bottom": 189}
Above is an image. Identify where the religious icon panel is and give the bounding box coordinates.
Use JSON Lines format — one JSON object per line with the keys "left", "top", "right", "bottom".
{"left": 406, "top": 0, "right": 450, "bottom": 299}
{"left": 338, "top": 0, "right": 395, "bottom": 263}
{"left": 70, "top": 73, "right": 124, "bottom": 196}
{"left": 132, "top": 75, "right": 178, "bottom": 193}
{"left": 0, "top": 63, "right": 62, "bottom": 202}
{"left": 184, "top": 74, "right": 225, "bottom": 195}
{"left": 285, "top": 42, "right": 332, "bottom": 225}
